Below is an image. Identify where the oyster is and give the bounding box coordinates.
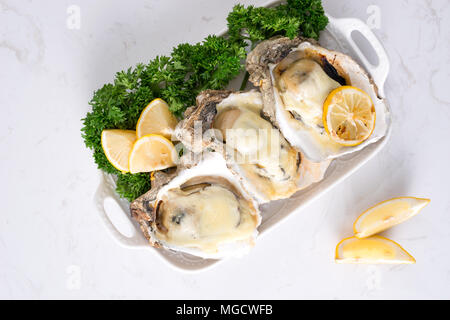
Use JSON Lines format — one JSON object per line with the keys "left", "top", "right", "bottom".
{"left": 246, "top": 37, "right": 390, "bottom": 161}
{"left": 175, "top": 90, "right": 330, "bottom": 203}
{"left": 130, "top": 152, "right": 261, "bottom": 259}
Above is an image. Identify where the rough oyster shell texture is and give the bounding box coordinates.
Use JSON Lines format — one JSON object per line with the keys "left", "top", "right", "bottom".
{"left": 130, "top": 151, "right": 261, "bottom": 259}
{"left": 247, "top": 36, "right": 390, "bottom": 161}
{"left": 129, "top": 37, "right": 389, "bottom": 260}
{"left": 175, "top": 89, "right": 330, "bottom": 204}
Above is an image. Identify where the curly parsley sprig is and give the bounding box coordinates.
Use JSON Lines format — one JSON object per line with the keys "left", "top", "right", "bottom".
{"left": 82, "top": 36, "right": 244, "bottom": 201}
{"left": 81, "top": 0, "right": 328, "bottom": 201}
{"left": 227, "top": 0, "right": 328, "bottom": 45}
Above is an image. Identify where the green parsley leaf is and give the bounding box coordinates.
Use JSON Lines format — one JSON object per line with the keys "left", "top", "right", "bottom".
{"left": 81, "top": 1, "right": 328, "bottom": 201}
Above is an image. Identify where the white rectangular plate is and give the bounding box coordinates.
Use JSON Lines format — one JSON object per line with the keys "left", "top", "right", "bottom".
{"left": 94, "top": 1, "right": 391, "bottom": 272}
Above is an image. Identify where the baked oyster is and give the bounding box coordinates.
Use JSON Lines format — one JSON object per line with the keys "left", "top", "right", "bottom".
{"left": 246, "top": 37, "right": 390, "bottom": 161}
{"left": 175, "top": 90, "right": 330, "bottom": 203}
{"left": 130, "top": 151, "right": 261, "bottom": 259}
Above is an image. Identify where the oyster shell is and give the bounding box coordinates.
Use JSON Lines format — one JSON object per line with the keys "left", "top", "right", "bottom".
{"left": 175, "top": 90, "right": 330, "bottom": 203}
{"left": 130, "top": 151, "right": 261, "bottom": 259}
{"left": 246, "top": 37, "right": 390, "bottom": 161}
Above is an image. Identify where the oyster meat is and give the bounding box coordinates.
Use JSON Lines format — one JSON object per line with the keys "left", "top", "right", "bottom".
{"left": 175, "top": 90, "right": 330, "bottom": 203}
{"left": 130, "top": 152, "right": 261, "bottom": 259}
{"left": 128, "top": 37, "right": 390, "bottom": 260}
{"left": 246, "top": 37, "right": 390, "bottom": 161}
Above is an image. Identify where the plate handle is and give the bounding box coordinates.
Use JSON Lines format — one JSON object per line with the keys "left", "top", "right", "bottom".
{"left": 94, "top": 173, "right": 148, "bottom": 248}
{"left": 327, "top": 16, "right": 390, "bottom": 96}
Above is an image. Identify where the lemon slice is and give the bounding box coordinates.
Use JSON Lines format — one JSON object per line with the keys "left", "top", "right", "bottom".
{"left": 323, "top": 86, "right": 376, "bottom": 146}
{"left": 136, "top": 98, "right": 178, "bottom": 139}
{"left": 335, "top": 236, "right": 415, "bottom": 264}
{"left": 354, "top": 197, "right": 430, "bottom": 238}
{"left": 128, "top": 134, "right": 178, "bottom": 174}
{"left": 101, "top": 129, "right": 136, "bottom": 173}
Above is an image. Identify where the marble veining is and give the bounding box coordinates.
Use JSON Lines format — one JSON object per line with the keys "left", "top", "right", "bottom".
{"left": 0, "top": 0, "right": 449, "bottom": 299}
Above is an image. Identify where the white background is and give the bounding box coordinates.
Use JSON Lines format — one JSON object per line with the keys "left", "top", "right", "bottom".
{"left": 1, "top": 0, "right": 449, "bottom": 299}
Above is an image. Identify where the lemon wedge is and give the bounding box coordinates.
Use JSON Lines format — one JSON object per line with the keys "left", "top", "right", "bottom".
{"left": 323, "top": 86, "right": 376, "bottom": 146}
{"left": 354, "top": 197, "right": 430, "bottom": 238}
{"left": 101, "top": 129, "right": 136, "bottom": 173}
{"left": 128, "top": 134, "right": 178, "bottom": 174}
{"left": 335, "top": 236, "right": 415, "bottom": 264}
{"left": 136, "top": 98, "right": 178, "bottom": 139}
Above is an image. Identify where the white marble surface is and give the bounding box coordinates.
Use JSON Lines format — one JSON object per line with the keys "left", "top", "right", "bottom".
{"left": 1, "top": 0, "right": 449, "bottom": 299}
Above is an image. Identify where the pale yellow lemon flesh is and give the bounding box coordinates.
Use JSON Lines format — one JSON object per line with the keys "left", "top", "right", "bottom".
{"left": 323, "top": 86, "right": 376, "bottom": 146}
{"left": 354, "top": 197, "right": 430, "bottom": 238}
{"left": 136, "top": 98, "right": 178, "bottom": 139}
{"left": 335, "top": 236, "right": 415, "bottom": 264}
{"left": 101, "top": 129, "right": 137, "bottom": 173}
{"left": 128, "top": 134, "right": 178, "bottom": 174}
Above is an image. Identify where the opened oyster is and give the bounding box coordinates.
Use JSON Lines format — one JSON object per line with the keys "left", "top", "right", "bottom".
{"left": 130, "top": 152, "right": 261, "bottom": 259}
{"left": 175, "top": 90, "right": 330, "bottom": 203}
{"left": 246, "top": 37, "right": 390, "bottom": 161}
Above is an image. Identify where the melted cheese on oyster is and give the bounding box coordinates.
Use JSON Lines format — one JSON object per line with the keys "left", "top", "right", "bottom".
{"left": 155, "top": 183, "right": 257, "bottom": 254}
{"left": 277, "top": 59, "right": 340, "bottom": 127}
{"left": 214, "top": 97, "right": 300, "bottom": 201}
